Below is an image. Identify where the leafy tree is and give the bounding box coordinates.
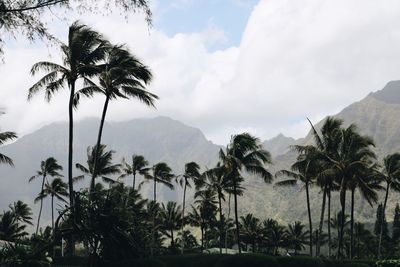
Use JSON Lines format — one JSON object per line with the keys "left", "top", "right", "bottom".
{"left": 119, "top": 154, "right": 149, "bottom": 190}
{"left": 375, "top": 153, "right": 400, "bottom": 258}
{"left": 176, "top": 161, "right": 200, "bottom": 253}
{"left": 0, "top": 0, "right": 151, "bottom": 58}
{"left": 219, "top": 133, "right": 272, "bottom": 253}
{"left": 35, "top": 177, "right": 68, "bottom": 230}
{"left": 286, "top": 221, "right": 309, "bottom": 255}
{"left": 83, "top": 45, "right": 156, "bottom": 189}
{"left": 0, "top": 113, "right": 17, "bottom": 166}
{"left": 176, "top": 230, "right": 198, "bottom": 250}
{"left": 160, "top": 201, "right": 182, "bottom": 248}
{"left": 29, "top": 157, "right": 63, "bottom": 234}
{"left": 28, "top": 21, "right": 109, "bottom": 216}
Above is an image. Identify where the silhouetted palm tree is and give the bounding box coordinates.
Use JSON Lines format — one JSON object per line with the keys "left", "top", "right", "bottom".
{"left": 81, "top": 45, "right": 156, "bottom": 189}
{"left": 29, "top": 157, "right": 63, "bottom": 234}
{"left": 0, "top": 113, "right": 17, "bottom": 166}
{"left": 176, "top": 161, "right": 200, "bottom": 254}
{"left": 220, "top": 133, "right": 272, "bottom": 253}
{"left": 9, "top": 201, "right": 33, "bottom": 227}
{"left": 240, "top": 213, "right": 261, "bottom": 252}
{"left": 160, "top": 201, "right": 182, "bottom": 248}
{"left": 286, "top": 221, "right": 309, "bottom": 255}
{"left": 36, "top": 178, "right": 68, "bottom": 230}
{"left": 28, "top": 21, "right": 109, "bottom": 213}
{"left": 0, "top": 211, "right": 27, "bottom": 241}
{"left": 119, "top": 155, "right": 149, "bottom": 190}
{"left": 375, "top": 153, "right": 400, "bottom": 258}
{"left": 276, "top": 145, "right": 321, "bottom": 256}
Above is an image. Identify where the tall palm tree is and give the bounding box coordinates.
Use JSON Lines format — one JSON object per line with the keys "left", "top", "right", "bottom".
{"left": 307, "top": 117, "right": 342, "bottom": 256}
{"left": 119, "top": 155, "right": 149, "bottom": 190}
{"left": 286, "top": 221, "right": 310, "bottom": 255}
{"left": 200, "top": 162, "right": 232, "bottom": 253}
{"left": 375, "top": 153, "right": 400, "bottom": 258}
{"left": 29, "top": 157, "right": 63, "bottom": 234}
{"left": 80, "top": 45, "right": 157, "bottom": 190}
{"left": 327, "top": 125, "right": 375, "bottom": 258}
{"left": 176, "top": 161, "right": 200, "bottom": 254}
{"left": 219, "top": 133, "right": 272, "bottom": 253}
{"left": 275, "top": 145, "right": 321, "bottom": 256}
{"left": 35, "top": 178, "right": 68, "bottom": 230}
{"left": 75, "top": 144, "right": 121, "bottom": 188}
{"left": 28, "top": 21, "right": 109, "bottom": 214}
{"left": 9, "top": 201, "right": 33, "bottom": 227}
{"left": 0, "top": 113, "right": 17, "bottom": 166}
{"left": 160, "top": 201, "right": 182, "bottom": 248}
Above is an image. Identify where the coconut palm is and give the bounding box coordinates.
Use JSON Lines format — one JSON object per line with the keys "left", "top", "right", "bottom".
{"left": 81, "top": 45, "right": 156, "bottom": 190}
{"left": 286, "top": 221, "right": 310, "bottom": 255}
{"left": 119, "top": 155, "right": 149, "bottom": 190}
{"left": 29, "top": 157, "right": 63, "bottom": 234}
{"left": 0, "top": 113, "right": 17, "bottom": 166}
{"left": 219, "top": 133, "right": 272, "bottom": 253}
{"left": 75, "top": 144, "right": 121, "bottom": 188}
{"left": 176, "top": 161, "right": 200, "bottom": 254}
{"left": 240, "top": 213, "right": 261, "bottom": 252}
{"left": 275, "top": 145, "right": 321, "bottom": 256}
{"left": 9, "top": 201, "right": 33, "bottom": 227}
{"left": 35, "top": 178, "right": 68, "bottom": 230}
{"left": 0, "top": 211, "right": 28, "bottom": 241}
{"left": 160, "top": 201, "right": 182, "bottom": 248}
{"left": 375, "top": 153, "right": 400, "bottom": 258}
{"left": 28, "top": 21, "right": 109, "bottom": 213}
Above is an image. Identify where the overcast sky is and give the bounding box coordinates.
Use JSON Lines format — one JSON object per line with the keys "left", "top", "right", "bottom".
{"left": 1, "top": 0, "right": 400, "bottom": 145}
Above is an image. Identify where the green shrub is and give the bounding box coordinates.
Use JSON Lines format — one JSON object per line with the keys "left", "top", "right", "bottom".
{"left": 276, "top": 256, "right": 325, "bottom": 267}
{"left": 377, "top": 260, "right": 400, "bottom": 267}
{"left": 215, "top": 254, "right": 279, "bottom": 267}
{"left": 53, "top": 256, "right": 90, "bottom": 266}
{"left": 161, "top": 254, "right": 223, "bottom": 267}
{"left": 324, "top": 259, "right": 375, "bottom": 267}
{"left": 100, "top": 258, "right": 166, "bottom": 267}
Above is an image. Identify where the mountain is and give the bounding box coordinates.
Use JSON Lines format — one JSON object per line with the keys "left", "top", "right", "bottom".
{"left": 0, "top": 116, "right": 220, "bottom": 224}
{"left": 263, "top": 133, "right": 299, "bottom": 157}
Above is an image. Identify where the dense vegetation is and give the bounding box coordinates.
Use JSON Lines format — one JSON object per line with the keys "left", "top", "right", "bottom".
{"left": 1, "top": 2, "right": 400, "bottom": 267}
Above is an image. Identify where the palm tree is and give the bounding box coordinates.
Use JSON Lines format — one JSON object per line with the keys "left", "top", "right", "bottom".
{"left": 375, "top": 153, "right": 400, "bottom": 258}
{"left": 81, "top": 45, "right": 157, "bottom": 189}
{"left": 286, "top": 221, "right": 310, "bottom": 255}
{"left": 327, "top": 125, "right": 375, "bottom": 258}
{"left": 0, "top": 113, "right": 17, "bottom": 166}
{"left": 28, "top": 21, "right": 109, "bottom": 214}
{"left": 9, "top": 201, "right": 33, "bottom": 227}
{"left": 160, "top": 201, "right": 182, "bottom": 248}
{"left": 0, "top": 211, "right": 27, "bottom": 241}
{"left": 200, "top": 163, "right": 232, "bottom": 253}
{"left": 176, "top": 161, "right": 200, "bottom": 254}
{"left": 219, "top": 133, "right": 272, "bottom": 253}
{"left": 275, "top": 145, "right": 321, "bottom": 256}
{"left": 29, "top": 157, "right": 63, "bottom": 234}
{"left": 240, "top": 213, "right": 261, "bottom": 252}
{"left": 119, "top": 155, "right": 149, "bottom": 190}
{"left": 75, "top": 144, "right": 121, "bottom": 188}
{"left": 263, "top": 219, "right": 287, "bottom": 255}
{"left": 35, "top": 178, "right": 68, "bottom": 230}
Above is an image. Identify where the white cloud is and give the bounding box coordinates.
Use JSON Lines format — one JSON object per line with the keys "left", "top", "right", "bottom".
{"left": 2, "top": 0, "right": 400, "bottom": 145}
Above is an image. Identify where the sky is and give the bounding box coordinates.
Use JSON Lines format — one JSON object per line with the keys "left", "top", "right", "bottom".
{"left": 1, "top": 0, "right": 400, "bottom": 145}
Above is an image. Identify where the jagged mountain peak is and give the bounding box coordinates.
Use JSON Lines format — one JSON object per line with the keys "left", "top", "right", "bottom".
{"left": 369, "top": 80, "right": 400, "bottom": 104}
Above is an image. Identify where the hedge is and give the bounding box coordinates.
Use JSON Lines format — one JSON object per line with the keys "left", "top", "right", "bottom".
{"left": 276, "top": 256, "right": 325, "bottom": 267}
{"left": 160, "top": 254, "right": 224, "bottom": 267}
{"left": 215, "top": 254, "right": 279, "bottom": 267}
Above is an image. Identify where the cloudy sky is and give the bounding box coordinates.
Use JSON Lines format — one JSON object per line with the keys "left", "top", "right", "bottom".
{"left": 1, "top": 0, "right": 400, "bottom": 145}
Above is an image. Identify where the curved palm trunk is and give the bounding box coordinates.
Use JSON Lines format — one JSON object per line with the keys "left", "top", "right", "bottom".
{"left": 305, "top": 182, "right": 313, "bottom": 256}
{"left": 233, "top": 178, "right": 241, "bottom": 253}
{"left": 91, "top": 94, "right": 110, "bottom": 192}
{"left": 328, "top": 189, "right": 332, "bottom": 258}
{"left": 68, "top": 81, "right": 76, "bottom": 256}
{"left": 338, "top": 178, "right": 347, "bottom": 259}
{"left": 218, "top": 192, "right": 223, "bottom": 254}
{"left": 378, "top": 183, "right": 390, "bottom": 259}
{"left": 350, "top": 188, "right": 355, "bottom": 259}
{"left": 36, "top": 175, "right": 47, "bottom": 234}
{"left": 180, "top": 180, "right": 187, "bottom": 255}
{"left": 317, "top": 185, "right": 327, "bottom": 256}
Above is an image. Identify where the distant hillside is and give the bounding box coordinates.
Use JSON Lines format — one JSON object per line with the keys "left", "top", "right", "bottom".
{"left": 263, "top": 133, "right": 299, "bottom": 157}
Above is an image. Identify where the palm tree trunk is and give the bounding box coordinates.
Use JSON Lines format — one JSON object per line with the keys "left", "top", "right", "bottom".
{"left": 350, "top": 188, "right": 355, "bottom": 259}
{"left": 233, "top": 178, "right": 241, "bottom": 253}
{"left": 379, "top": 183, "right": 390, "bottom": 259}
{"left": 338, "top": 178, "right": 347, "bottom": 259}
{"left": 91, "top": 95, "right": 110, "bottom": 192}
{"left": 51, "top": 195, "right": 55, "bottom": 230}
{"left": 305, "top": 182, "right": 313, "bottom": 256}
{"left": 68, "top": 81, "right": 75, "bottom": 256}
{"left": 225, "top": 193, "right": 231, "bottom": 253}
{"left": 171, "top": 229, "right": 174, "bottom": 248}
{"left": 151, "top": 178, "right": 157, "bottom": 257}
{"left": 328, "top": 189, "right": 332, "bottom": 258}
{"left": 133, "top": 173, "right": 136, "bottom": 191}
{"left": 201, "top": 226, "right": 204, "bottom": 252}
{"left": 218, "top": 192, "right": 223, "bottom": 254}
{"left": 36, "top": 175, "right": 46, "bottom": 234}
{"left": 180, "top": 180, "right": 187, "bottom": 255}
{"left": 317, "top": 185, "right": 327, "bottom": 256}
